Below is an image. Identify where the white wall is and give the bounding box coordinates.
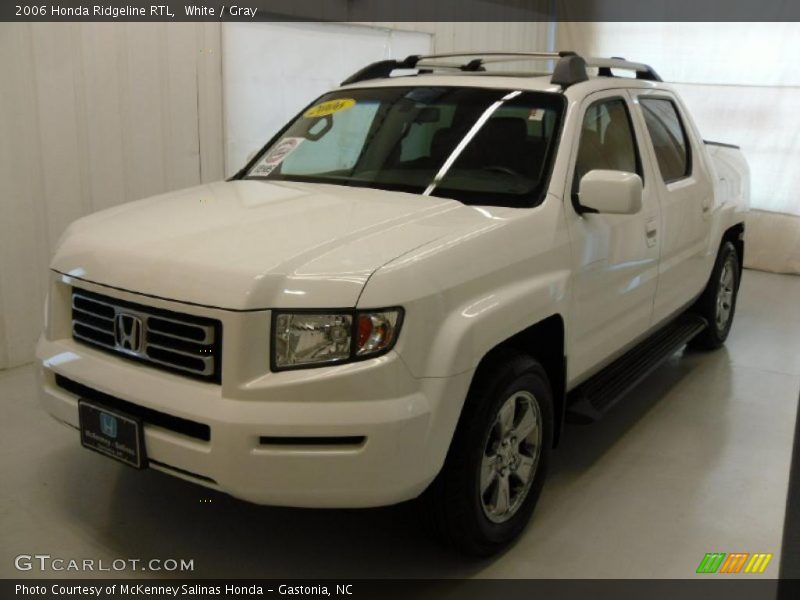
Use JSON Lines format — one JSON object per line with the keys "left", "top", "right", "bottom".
{"left": 0, "top": 20, "right": 551, "bottom": 369}
{"left": 368, "top": 22, "right": 553, "bottom": 55}
{"left": 557, "top": 21, "right": 800, "bottom": 274}
{"left": 0, "top": 22, "right": 224, "bottom": 369}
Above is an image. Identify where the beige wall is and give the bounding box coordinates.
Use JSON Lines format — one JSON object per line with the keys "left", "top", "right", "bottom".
{"left": 367, "top": 22, "right": 552, "bottom": 54}
{"left": 0, "top": 20, "right": 551, "bottom": 369}
{"left": 0, "top": 22, "right": 224, "bottom": 369}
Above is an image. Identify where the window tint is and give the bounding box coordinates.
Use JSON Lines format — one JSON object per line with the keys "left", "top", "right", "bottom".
{"left": 573, "top": 98, "right": 639, "bottom": 192}
{"left": 247, "top": 87, "right": 565, "bottom": 209}
{"left": 640, "top": 98, "right": 691, "bottom": 182}
{"left": 439, "top": 96, "right": 563, "bottom": 206}
{"left": 398, "top": 105, "right": 455, "bottom": 162}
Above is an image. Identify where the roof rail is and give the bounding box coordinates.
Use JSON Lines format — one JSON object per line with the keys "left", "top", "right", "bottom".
{"left": 416, "top": 51, "right": 562, "bottom": 64}
{"left": 588, "top": 57, "right": 662, "bottom": 82}
{"left": 340, "top": 51, "right": 662, "bottom": 89}
{"left": 340, "top": 55, "right": 421, "bottom": 86}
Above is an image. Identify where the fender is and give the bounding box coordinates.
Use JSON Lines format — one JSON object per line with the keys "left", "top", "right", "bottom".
{"left": 358, "top": 196, "right": 572, "bottom": 379}
{"left": 705, "top": 142, "right": 750, "bottom": 259}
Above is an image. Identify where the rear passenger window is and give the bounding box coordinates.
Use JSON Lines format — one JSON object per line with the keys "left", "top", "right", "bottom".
{"left": 640, "top": 98, "right": 691, "bottom": 182}
{"left": 573, "top": 98, "right": 640, "bottom": 193}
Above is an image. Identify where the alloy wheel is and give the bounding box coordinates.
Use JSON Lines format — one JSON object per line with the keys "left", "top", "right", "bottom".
{"left": 479, "top": 390, "right": 543, "bottom": 523}
{"left": 715, "top": 256, "right": 736, "bottom": 331}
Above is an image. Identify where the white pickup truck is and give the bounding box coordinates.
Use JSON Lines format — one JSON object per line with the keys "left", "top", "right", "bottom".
{"left": 37, "top": 52, "right": 749, "bottom": 555}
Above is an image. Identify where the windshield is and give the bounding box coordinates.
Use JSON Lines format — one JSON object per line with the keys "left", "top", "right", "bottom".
{"left": 243, "top": 86, "right": 565, "bottom": 208}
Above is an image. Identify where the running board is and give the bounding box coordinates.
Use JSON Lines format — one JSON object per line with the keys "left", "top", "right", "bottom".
{"left": 566, "top": 314, "right": 708, "bottom": 423}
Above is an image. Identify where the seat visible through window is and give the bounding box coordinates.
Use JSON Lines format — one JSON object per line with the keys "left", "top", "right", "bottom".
{"left": 573, "top": 98, "right": 640, "bottom": 192}
{"left": 458, "top": 117, "right": 529, "bottom": 175}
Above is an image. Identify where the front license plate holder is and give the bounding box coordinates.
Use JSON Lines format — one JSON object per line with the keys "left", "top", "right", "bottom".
{"left": 78, "top": 400, "right": 147, "bottom": 469}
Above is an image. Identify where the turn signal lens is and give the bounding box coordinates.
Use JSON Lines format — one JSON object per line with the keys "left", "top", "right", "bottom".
{"left": 355, "top": 310, "right": 401, "bottom": 357}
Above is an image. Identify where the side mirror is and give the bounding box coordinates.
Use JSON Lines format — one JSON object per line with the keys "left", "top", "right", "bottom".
{"left": 578, "top": 170, "right": 643, "bottom": 215}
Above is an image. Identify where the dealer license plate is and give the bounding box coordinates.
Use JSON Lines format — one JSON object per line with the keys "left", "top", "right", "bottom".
{"left": 78, "top": 401, "right": 146, "bottom": 469}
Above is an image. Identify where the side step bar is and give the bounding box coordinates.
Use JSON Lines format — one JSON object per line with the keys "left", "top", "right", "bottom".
{"left": 566, "top": 314, "right": 708, "bottom": 423}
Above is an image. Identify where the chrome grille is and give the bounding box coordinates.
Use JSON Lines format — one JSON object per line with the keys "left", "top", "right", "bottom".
{"left": 71, "top": 289, "right": 222, "bottom": 383}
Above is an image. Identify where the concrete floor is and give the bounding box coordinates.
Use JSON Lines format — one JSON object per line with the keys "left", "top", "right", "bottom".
{"left": 1, "top": 269, "right": 798, "bottom": 579}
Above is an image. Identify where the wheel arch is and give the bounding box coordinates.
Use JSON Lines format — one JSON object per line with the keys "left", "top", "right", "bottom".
{"left": 469, "top": 314, "right": 566, "bottom": 448}
{"left": 721, "top": 221, "right": 745, "bottom": 287}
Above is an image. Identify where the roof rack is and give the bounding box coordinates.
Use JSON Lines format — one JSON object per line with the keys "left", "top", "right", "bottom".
{"left": 340, "top": 51, "right": 662, "bottom": 89}
{"left": 589, "top": 57, "right": 662, "bottom": 82}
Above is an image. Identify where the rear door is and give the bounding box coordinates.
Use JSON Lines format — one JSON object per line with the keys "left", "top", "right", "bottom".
{"left": 565, "top": 90, "right": 662, "bottom": 383}
{"left": 629, "top": 90, "right": 714, "bottom": 325}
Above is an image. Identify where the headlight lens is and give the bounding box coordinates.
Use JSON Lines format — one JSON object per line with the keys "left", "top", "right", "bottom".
{"left": 273, "top": 309, "right": 402, "bottom": 370}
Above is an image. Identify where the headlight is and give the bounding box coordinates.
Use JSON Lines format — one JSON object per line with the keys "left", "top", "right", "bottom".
{"left": 272, "top": 308, "right": 403, "bottom": 370}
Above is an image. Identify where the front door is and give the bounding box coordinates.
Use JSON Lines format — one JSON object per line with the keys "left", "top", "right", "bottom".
{"left": 565, "top": 90, "right": 662, "bottom": 383}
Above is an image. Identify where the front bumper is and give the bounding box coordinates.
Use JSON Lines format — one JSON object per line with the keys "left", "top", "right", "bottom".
{"left": 37, "top": 277, "right": 473, "bottom": 508}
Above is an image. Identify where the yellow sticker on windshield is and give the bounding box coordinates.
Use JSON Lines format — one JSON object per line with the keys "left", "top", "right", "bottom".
{"left": 304, "top": 98, "right": 356, "bottom": 118}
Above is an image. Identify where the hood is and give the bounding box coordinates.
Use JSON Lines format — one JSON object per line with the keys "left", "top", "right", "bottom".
{"left": 52, "top": 179, "right": 492, "bottom": 310}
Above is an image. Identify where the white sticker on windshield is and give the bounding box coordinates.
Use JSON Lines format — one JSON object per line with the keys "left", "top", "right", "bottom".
{"left": 250, "top": 137, "right": 304, "bottom": 177}
{"left": 527, "top": 108, "right": 545, "bottom": 121}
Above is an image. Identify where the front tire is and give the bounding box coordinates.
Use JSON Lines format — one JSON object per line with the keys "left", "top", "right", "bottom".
{"left": 689, "top": 241, "right": 740, "bottom": 350}
{"left": 421, "top": 350, "right": 553, "bottom": 556}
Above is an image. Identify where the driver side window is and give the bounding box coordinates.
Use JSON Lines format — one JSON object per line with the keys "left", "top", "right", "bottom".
{"left": 573, "top": 98, "right": 641, "bottom": 194}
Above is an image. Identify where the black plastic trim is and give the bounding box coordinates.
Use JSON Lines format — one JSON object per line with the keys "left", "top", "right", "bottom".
{"left": 571, "top": 192, "right": 598, "bottom": 215}
{"left": 340, "top": 55, "right": 421, "bottom": 86}
{"left": 461, "top": 58, "right": 485, "bottom": 72}
{"left": 704, "top": 140, "right": 741, "bottom": 150}
{"left": 566, "top": 314, "right": 707, "bottom": 422}
{"left": 55, "top": 374, "right": 211, "bottom": 442}
{"left": 259, "top": 436, "right": 366, "bottom": 447}
{"left": 635, "top": 69, "right": 662, "bottom": 82}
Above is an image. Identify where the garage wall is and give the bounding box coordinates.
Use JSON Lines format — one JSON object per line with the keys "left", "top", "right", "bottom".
{"left": 0, "top": 22, "right": 224, "bottom": 369}
{"left": 369, "top": 22, "right": 553, "bottom": 55}
{"left": 556, "top": 21, "right": 800, "bottom": 275}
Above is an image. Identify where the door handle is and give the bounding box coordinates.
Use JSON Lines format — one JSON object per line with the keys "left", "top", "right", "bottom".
{"left": 645, "top": 220, "right": 658, "bottom": 247}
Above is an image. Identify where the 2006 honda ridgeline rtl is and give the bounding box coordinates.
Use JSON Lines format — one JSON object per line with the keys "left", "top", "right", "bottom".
{"left": 38, "top": 52, "right": 749, "bottom": 555}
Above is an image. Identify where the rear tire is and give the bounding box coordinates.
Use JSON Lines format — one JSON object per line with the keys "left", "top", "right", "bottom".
{"left": 420, "top": 350, "right": 553, "bottom": 556}
{"left": 688, "top": 241, "right": 740, "bottom": 350}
